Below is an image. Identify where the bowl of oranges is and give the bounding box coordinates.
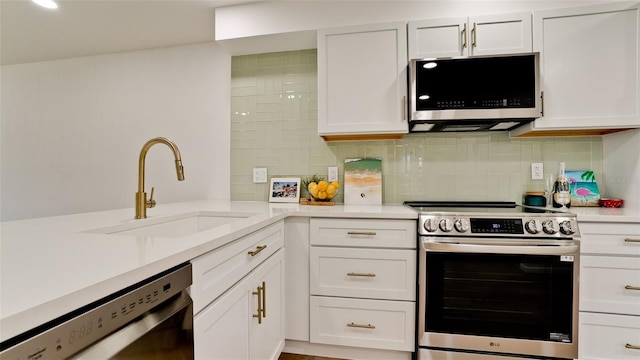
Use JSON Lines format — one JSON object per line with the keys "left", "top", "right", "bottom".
{"left": 304, "top": 175, "right": 340, "bottom": 203}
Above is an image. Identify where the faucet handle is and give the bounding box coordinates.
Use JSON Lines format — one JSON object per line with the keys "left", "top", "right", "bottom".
{"left": 147, "top": 187, "right": 156, "bottom": 209}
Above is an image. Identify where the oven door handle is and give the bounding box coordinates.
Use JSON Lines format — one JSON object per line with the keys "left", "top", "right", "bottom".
{"left": 422, "top": 239, "right": 579, "bottom": 255}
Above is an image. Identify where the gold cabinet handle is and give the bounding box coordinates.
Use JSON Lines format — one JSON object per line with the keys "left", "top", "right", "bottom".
{"left": 624, "top": 285, "right": 640, "bottom": 291}
{"left": 252, "top": 284, "right": 263, "bottom": 324}
{"left": 624, "top": 238, "right": 640, "bottom": 243}
{"left": 625, "top": 343, "right": 640, "bottom": 350}
{"left": 261, "top": 281, "right": 267, "bottom": 318}
{"left": 461, "top": 23, "right": 467, "bottom": 50}
{"left": 347, "top": 231, "right": 377, "bottom": 236}
{"left": 248, "top": 245, "right": 267, "bottom": 256}
{"left": 471, "top": 22, "right": 477, "bottom": 48}
{"left": 347, "top": 272, "right": 376, "bottom": 277}
{"left": 347, "top": 322, "right": 375, "bottom": 329}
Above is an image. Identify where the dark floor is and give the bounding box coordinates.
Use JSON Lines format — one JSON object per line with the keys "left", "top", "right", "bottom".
{"left": 278, "top": 352, "right": 342, "bottom": 360}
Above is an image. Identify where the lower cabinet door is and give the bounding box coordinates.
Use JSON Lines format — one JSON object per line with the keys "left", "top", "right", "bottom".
{"left": 579, "top": 312, "right": 640, "bottom": 359}
{"left": 194, "top": 276, "right": 251, "bottom": 359}
{"left": 250, "top": 250, "right": 285, "bottom": 360}
{"left": 194, "top": 249, "right": 285, "bottom": 360}
{"left": 310, "top": 295, "right": 415, "bottom": 351}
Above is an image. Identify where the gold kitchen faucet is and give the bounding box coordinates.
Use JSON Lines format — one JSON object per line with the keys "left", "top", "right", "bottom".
{"left": 135, "top": 137, "right": 185, "bottom": 219}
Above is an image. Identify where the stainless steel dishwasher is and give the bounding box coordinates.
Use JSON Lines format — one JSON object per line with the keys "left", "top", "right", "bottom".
{"left": 0, "top": 263, "right": 193, "bottom": 360}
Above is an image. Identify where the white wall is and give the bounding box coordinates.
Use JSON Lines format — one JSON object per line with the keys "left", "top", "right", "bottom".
{"left": 0, "top": 42, "right": 231, "bottom": 221}
{"left": 602, "top": 129, "right": 640, "bottom": 210}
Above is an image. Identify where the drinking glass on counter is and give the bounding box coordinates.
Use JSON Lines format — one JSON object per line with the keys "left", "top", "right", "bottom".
{"left": 544, "top": 173, "right": 555, "bottom": 207}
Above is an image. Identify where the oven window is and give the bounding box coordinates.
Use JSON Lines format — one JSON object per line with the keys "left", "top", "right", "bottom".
{"left": 425, "top": 253, "right": 574, "bottom": 341}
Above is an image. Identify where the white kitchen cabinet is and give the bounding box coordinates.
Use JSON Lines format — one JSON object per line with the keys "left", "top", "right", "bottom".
{"left": 190, "top": 221, "right": 284, "bottom": 314}
{"left": 310, "top": 246, "right": 415, "bottom": 301}
{"left": 195, "top": 249, "right": 284, "bottom": 360}
{"left": 407, "top": 12, "right": 532, "bottom": 59}
{"left": 284, "top": 217, "right": 310, "bottom": 342}
{"left": 308, "top": 218, "right": 416, "bottom": 352}
{"left": 310, "top": 296, "right": 415, "bottom": 352}
{"left": 580, "top": 312, "right": 640, "bottom": 360}
{"left": 192, "top": 221, "right": 285, "bottom": 360}
{"left": 578, "top": 221, "right": 640, "bottom": 360}
{"left": 317, "top": 22, "right": 408, "bottom": 140}
{"left": 510, "top": 2, "right": 640, "bottom": 137}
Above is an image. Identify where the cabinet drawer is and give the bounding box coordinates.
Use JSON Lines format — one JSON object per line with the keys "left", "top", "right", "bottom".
{"left": 579, "top": 312, "right": 640, "bottom": 359}
{"left": 310, "top": 218, "right": 416, "bottom": 249}
{"left": 580, "top": 222, "right": 640, "bottom": 256}
{"left": 191, "top": 221, "right": 284, "bottom": 314}
{"left": 580, "top": 255, "right": 640, "bottom": 315}
{"left": 310, "top": 247, "right": 416, "bottom": 301}
{"left": 310, "top": 296, "right": 415, "bottom": 352}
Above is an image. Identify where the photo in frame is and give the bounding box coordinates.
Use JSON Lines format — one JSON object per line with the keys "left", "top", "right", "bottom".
{"left": 269, "top": 177, "right": 301, "bottom": 203}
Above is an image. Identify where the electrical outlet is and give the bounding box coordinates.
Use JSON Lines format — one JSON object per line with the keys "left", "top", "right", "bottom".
{"left": 253, "top": 168, "right": 267, "bottom": 183}
{"left": 531, "top": 163, "right": 544, "bottom": 180}
{"left": 328, "top": 166, "right": 338, "bottom": 182}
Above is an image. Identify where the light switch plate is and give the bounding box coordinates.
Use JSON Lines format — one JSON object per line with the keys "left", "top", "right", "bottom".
{"left": 328, "top": 166, "right": 338, "bottom": 182}
{"left": 253, "top": 168, "right": 267, "bottom": 183}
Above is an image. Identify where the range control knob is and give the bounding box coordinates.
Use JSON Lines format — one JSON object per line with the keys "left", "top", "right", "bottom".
{"left": 525, "top": 220, "right": 540, "bottom": 234}
{"left": 423, "top": 218, "right": 439, "bottom": 232}
{"left": 439, "top": 218, "right": 454, "bottom": 232}
{"left": 542, "top": 220, "right": 558, "bottom": 235}
{"left": 559, "top": 220, "right": 575, "bottom": 235}
{"left": 454, "top": 219, "right": 469, "bottom": 233}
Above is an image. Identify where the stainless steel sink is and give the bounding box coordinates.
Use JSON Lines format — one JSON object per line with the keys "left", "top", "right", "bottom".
{"left": 85, "top": 211, "right": 254, "bottom": 238}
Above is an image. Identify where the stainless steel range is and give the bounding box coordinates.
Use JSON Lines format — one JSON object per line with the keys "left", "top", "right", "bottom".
{"left": 404, "top": 201, "right": 580, "bottom": 360}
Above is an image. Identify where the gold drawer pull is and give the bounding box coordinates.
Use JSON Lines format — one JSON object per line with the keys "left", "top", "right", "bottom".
{"left": 347, "top": 272, "right": 376, "bottom": 277}
{"left": 248, "top": 245, "right": 267, "bottom": 256}
{"left": 624, "top": 238, "right": 640, "bottom": 243}
{"left": 624, "top": 285, "right": 640, "bottom": 291}
{"left": 252, "top": 284, "right": 263, "bottom": 324}
{"left": 261, "top": 281, "right": 267, "bottom": 318}
{"left": 347, "top": 231, "right": 377, "bottom": 236}
{"left": 625, "top": 343, "right": 640, "bottom": 350}
{"left": 347, "top": 322, "right": 375, "bottom": 329}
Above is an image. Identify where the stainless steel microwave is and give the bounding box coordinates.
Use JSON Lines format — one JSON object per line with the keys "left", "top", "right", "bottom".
{"left": 409, "top": 53, "right": 542, "bottom": 132}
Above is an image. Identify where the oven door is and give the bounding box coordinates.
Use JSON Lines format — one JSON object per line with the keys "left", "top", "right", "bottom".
{"left": 418, "top": 238, "right": 579, "bottom": 359}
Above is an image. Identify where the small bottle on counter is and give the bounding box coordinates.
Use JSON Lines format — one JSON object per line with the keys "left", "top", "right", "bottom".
{"left": 552, "top": 162, "right": 571, "bottom": 208}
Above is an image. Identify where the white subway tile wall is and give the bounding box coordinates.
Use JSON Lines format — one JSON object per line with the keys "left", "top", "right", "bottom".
{"left": 231, "top": 50, "right": 603, "bottom": 203}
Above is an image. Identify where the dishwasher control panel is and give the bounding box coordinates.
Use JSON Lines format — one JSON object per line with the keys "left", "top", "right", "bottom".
{"left": 0, "top": 263, "right": 192, "bottom": 360}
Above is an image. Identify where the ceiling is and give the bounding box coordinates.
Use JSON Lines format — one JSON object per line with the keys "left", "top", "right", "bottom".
{"left": 0, "top": 0, "right": 260, "bottom": 65}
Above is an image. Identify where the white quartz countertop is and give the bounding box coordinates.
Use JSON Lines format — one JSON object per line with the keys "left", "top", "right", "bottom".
{"left": 0, "top": 200, "right": 417, "bottom": 342}
{"left": 569, "top": 206, "right": 640, "bottom": 223}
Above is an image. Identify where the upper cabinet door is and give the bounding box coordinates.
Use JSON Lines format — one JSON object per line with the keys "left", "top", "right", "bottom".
{"left": 468, "top": 12, "right": 532, "bottom": 56}
{"left": 318, "top": 22, "right": 408, "bottom": 140}
{"left": 408, "top": 12, "right": 532, "bottom": 59}
{"left": 408, "top": 17, "right": 468, "bottom": 59}
{"left": 516, "top": 2, "right": 640, "bottom": 134}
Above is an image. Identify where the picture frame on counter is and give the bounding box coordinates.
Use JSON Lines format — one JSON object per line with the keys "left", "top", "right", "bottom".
{"left": 269, "top": 177, "right": 301, "bottom": 203}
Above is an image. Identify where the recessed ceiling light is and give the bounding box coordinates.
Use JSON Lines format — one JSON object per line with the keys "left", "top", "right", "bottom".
{"left": 32, "top": 0, "right": 58, "bottom": 9}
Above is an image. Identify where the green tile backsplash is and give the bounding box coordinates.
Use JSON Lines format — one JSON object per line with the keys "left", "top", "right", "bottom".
{"left": 231, "top": 50, "right": 603, "bottom": 203}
